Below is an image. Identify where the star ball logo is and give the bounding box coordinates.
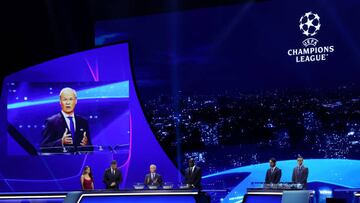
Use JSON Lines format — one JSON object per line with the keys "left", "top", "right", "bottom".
{"left": 287, "top": 11, "right": 335, "bottom": 63}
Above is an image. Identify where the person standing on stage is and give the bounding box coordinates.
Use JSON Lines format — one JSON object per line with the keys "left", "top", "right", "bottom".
{"left": 103, "top": 160, "right": 122, "bottom": 190}
{"left": 184, "top": 159, "right": 202, "bottom": 189}
{"left": 292, "top": 155, "right": 309, "bottom": 189}
{"left": 81, "top": 166, "right": 94, "bottom": 190}
{"left": 144, "top": 164, "right": 163, "bottom": 187}
{"left": 265, "top": 157, "right": 282, "bottom": 184}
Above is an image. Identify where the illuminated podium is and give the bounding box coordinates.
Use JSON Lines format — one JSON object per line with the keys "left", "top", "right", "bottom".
{"left": 39, "top": 144, "right": 129, "bottom": 155}
{"left": 243, "top": 182, "right": 314, "bottom": 203}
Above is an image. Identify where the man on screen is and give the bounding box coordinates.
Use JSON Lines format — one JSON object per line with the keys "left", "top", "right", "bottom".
{"left": 265, "top": 157, "right": 282, "bottom": 184}
{"left": 40, "top": 87, "right": 91, "bottom": 148}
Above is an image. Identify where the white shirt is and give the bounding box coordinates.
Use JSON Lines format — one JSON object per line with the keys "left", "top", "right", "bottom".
{"left": 61, "top": 111, "right": 76, "bottom": 132}
{"left": 191, "top": 165, "right": 196, "bottom": 173}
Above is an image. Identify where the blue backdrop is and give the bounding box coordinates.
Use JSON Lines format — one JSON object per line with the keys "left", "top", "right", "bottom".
{"left": 96, "top": 0, "right": 360, "bottom": 202}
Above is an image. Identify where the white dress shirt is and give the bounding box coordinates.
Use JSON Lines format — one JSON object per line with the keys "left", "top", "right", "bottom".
{"left": 191, "top": 165, "right": 196, "bottom": 173}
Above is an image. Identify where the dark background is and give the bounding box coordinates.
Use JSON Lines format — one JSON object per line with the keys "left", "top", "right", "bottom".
{"left": 0, "top": 0, "right": 261, "bottom": 84}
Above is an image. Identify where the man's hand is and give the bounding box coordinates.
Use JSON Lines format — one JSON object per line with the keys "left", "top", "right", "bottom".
{"left": 80, "top": 131, "right": 88, "bottom": 146}
{"left": 62, "top": 128, "right": 73, "bottom": 145}
{"left": 110, "top": 182, "right": 116, "bottom": 187}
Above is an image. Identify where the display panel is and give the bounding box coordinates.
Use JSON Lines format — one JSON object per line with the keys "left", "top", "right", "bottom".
{"left": 7, "top": 81, "right": 129, "bottom": 155}
{"left": 0, "top": 41, "right": 181, "bottom": 195}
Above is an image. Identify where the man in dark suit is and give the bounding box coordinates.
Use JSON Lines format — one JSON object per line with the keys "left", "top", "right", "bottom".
{"left": 40, "top": 87, "right": 91, "bottom": 148}
{"left": 265, "top": 157, "right": 282, "bottom": 184}
{"left": 103, "top": 160, "right": 123, "bottom": 190}
{"left": 184, "top": 159, "right": 202, "bottom": 189}
{"left": 144, "top": 164, "right": 163, "bottom": 187}
{"left": 292, "top": 155, "right": 309, "bottom": 189}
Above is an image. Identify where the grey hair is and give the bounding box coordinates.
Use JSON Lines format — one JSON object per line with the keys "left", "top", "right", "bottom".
{"left": 59, "top": 87, "right": 77, "bottom": 98}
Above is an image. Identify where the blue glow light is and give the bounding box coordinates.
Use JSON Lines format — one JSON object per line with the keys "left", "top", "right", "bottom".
{"left": 319, "top": 188, "right": 332, "bottom": 195}
{"left": 7, "top": 81, "right": 129, "bottom": 109}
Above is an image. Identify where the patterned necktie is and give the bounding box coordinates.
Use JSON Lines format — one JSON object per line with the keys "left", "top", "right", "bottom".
{"left": 67, "top": 116, "right": 75, "bottom": 139}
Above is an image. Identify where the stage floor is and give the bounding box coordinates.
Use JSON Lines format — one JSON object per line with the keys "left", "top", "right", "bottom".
{"left": 0, "top": 190, "right": 210, "bottom": 203}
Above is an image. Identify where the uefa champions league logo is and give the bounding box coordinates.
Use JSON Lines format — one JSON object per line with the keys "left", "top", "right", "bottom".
{"left": 287, "top": 11, "right": 335, "bottom": 63}
{"left": 299, "top": 12, "right": 321, "bottom": 37}
{"left": 299, "top": 12, "right": 321, "bottom": 47}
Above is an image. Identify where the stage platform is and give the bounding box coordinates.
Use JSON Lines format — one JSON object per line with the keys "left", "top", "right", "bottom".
{"left": 0, "top": 190, "right": 210, "bottom": 203}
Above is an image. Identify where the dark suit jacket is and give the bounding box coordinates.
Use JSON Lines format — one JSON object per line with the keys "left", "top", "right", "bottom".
{"left": 40, "top": 112, "right": 91, "bottom": 148}
{"left": 292, "top": 166, "right": 309, "bottom": 187}
{"left": 184, "top": 166, "right": 202, "bottom": 189}
{"left": 103, "top": 168, "right": 122, "bottom": 189}
{"left": 144, "top": 173, "right": 163, "bottom": 186}
{"left": 265, "top": 167, "right": 282, "bottom": 184}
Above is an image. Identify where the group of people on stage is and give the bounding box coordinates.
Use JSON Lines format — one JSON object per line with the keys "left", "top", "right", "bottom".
{"left": 80, "top": 159, "right": 202, "bottom": 190}
{"left": 265, "top": 155, "right": 309, "bottom": 188}
{"left": 81, "top": 155, "right": 308, "bottom": 190}
{"left": 81, "top": 160, "right": 122, "bottom": 190}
